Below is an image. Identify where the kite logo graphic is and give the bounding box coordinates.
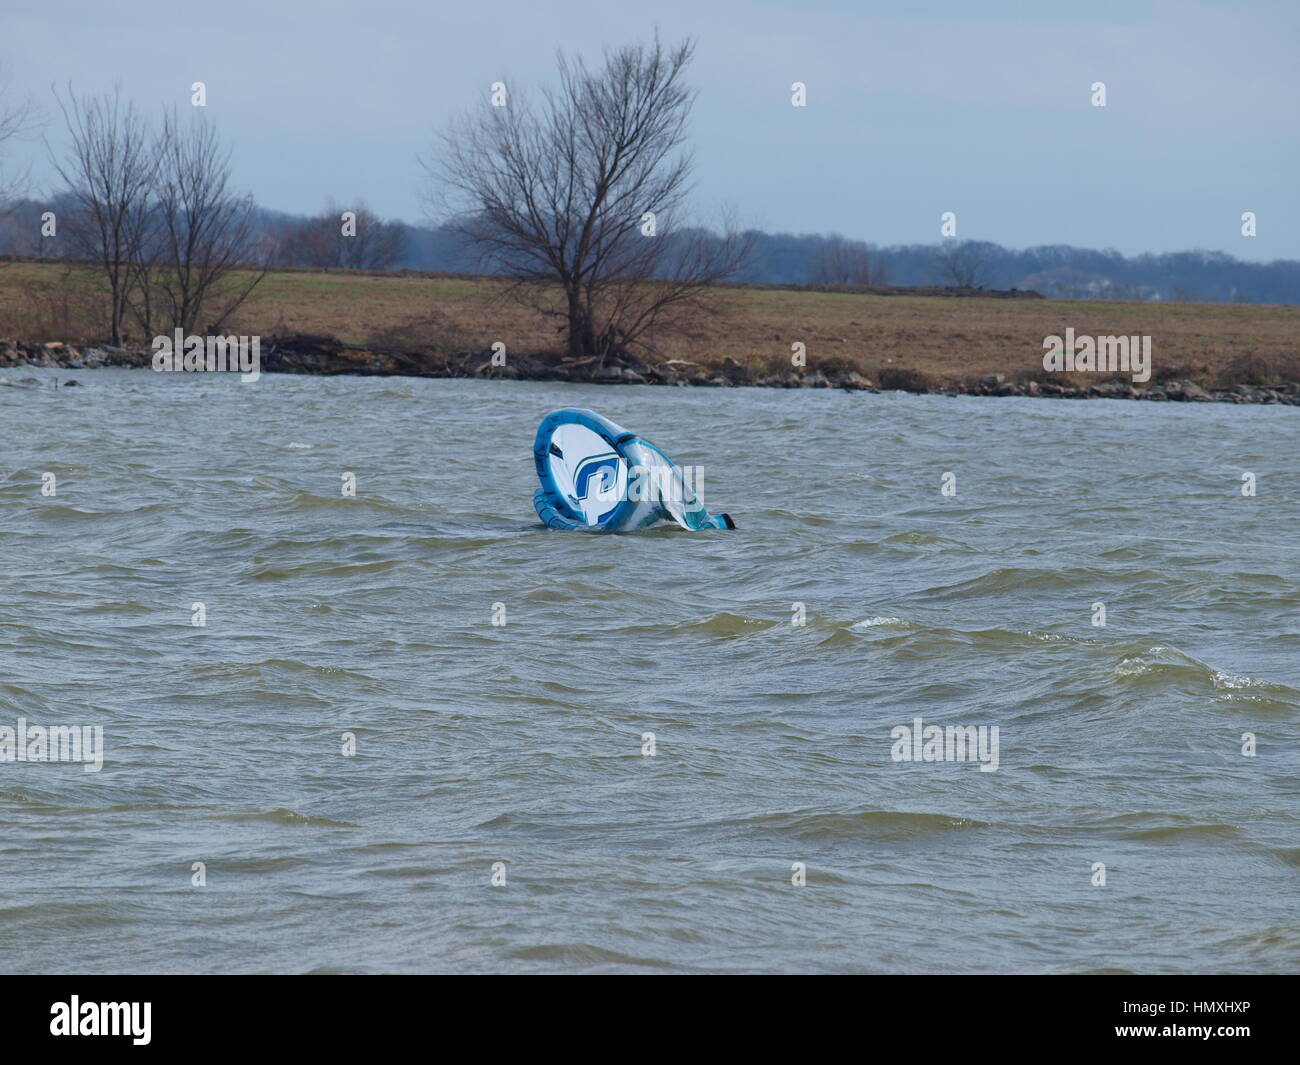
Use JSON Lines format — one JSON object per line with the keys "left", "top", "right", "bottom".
{"left": 570, "top": 452, "right": 622, "bottom": 520}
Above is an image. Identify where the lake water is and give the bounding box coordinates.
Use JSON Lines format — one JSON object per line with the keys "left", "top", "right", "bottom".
{"left": 1, "top": 368, "right": 1297, "bottom": 973}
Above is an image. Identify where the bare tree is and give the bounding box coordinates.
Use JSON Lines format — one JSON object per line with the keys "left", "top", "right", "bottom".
{"left": 134, "top": 109, "right": 265, "bottom": 334}
{"left": 935, "top": 240, "right": 990, "bottom": 289}
{"left": 432, "top": 34, "right": 750, "bottom": 362}
{"left": 275, "top": 200, "right": 403, "bottom": 271}
{"left": 810, "top": 237, "right": 884, "bottom": 286}
{"left": 49, "top": 87, "right": 158, "bottom": 344}
{"left": 270, "top": 210, "right": 333, "bottom": 268}
{"left": 337, "top": 201, "right": 403, "bottom": 270}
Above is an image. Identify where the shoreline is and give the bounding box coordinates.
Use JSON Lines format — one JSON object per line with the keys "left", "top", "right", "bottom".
{"left": 3, "top": 336, "right": 1298, "bottom": 405}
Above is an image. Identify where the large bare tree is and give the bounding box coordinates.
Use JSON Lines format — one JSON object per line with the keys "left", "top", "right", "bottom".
{"left": 433, "top": 34, "right": 750, "bottom": 362}
{"left": 49, "top": 87, "right": 156, "bottom": 344}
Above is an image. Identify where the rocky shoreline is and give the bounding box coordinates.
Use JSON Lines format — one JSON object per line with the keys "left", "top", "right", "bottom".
{"left": 3, "top": 335, "right": 1298, "bottom": 405}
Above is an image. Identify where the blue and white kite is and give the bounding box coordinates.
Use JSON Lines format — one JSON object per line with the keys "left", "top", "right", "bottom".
{"left": 532, "top": 408, "right": 735, "bottom": 532}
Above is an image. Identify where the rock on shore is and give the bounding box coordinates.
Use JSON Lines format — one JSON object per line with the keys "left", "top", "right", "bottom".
{"left": 2, "top": 335, "right": 1297, "bottom": 404}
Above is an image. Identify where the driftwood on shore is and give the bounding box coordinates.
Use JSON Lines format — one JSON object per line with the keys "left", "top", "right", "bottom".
{"left": 2, "top": 335, "right": 1297, "bottom": 405}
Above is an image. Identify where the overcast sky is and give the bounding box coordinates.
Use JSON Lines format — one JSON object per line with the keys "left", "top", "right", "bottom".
{"left": 4, "top": 0, "right": 1296, "bottom": 259}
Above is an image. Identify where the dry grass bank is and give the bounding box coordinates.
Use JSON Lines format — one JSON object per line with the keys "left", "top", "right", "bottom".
{"left": 2, "top": 259, "right": 1298, "bottom": 388}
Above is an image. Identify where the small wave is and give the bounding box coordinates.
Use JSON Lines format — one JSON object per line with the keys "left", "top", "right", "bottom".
{"left": 719, "top": 808, "right": 991, "bottom": 840}
{"left": 917, "top": 566, "right": 1101, "bottom": 599}
{"left": 878, "top": 531, "right": 972, "bottom": 549}
{"left": 618, "top": 612, "right": 778, "bottom": 639}
{"left": 1212, "top": 669, "right": 1271, "bottom": 690}
{"left": 1113, "top": 645, "right": 1299, "bottom": 708}
{"left": 1121, "top": 823, "right": 1240, "bottom": 841}
{"left": 270, "top": 491, "right": 418, "bottom": 515}
{"left": 189, "top": 658, "right": 380, "bottom": 684}
{"left": 223, "top": 808, "right": 358, "bottom": 828}
{"left": 248, "top": 558, "right": 406, "bottom": 580}
{"left": 761, "top": 508, "right": 833, "bottom": 526}
{"left": 508, "top": 943, "right": 679, "bottom": 969}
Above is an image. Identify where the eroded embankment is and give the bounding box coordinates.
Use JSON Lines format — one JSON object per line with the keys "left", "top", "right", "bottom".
{"left": 2, "top": 335, "right": 1298, "bottom": 404}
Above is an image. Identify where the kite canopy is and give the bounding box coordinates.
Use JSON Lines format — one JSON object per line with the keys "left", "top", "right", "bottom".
{"left": 532, "top": 408, "right": 735, "bottom": 532}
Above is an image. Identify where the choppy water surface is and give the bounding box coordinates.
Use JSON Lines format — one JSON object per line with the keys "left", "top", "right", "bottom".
{"left": 1, "top": 368, "right": 1297, "bottom": 974}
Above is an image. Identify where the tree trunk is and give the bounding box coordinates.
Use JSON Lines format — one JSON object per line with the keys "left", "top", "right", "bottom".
{"left": 566, "top": 288, "right": 599, "bottom": 358}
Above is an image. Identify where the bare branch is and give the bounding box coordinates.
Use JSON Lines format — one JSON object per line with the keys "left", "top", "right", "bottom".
{"left": 47, "top": 85, "right": 157, "bottom": 344}
{"left": 428, "top": 33, "right": 749, "bottom": 363}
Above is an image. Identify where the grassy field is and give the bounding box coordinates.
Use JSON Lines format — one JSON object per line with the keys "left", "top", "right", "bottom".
{"left": 3, "top": 259, "right": 1298, "bottom": 387}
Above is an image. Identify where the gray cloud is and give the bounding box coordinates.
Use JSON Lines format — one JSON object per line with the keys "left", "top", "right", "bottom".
{"left": 5, "top": 0, "right": 1296, "bottom": 257}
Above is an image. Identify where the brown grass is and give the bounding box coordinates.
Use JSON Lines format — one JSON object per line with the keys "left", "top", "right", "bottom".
{"left": 2, "top": 259, "right": 1298, "bottom": 386}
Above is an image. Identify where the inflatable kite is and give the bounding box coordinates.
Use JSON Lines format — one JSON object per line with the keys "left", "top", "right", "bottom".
{"left": 532, "top": 408, "right": 735, "bottom": 532}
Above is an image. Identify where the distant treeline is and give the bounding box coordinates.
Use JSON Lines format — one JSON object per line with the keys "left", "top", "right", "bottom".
{"left": 4, "top": 195, "right": 1298, "bottom": 305}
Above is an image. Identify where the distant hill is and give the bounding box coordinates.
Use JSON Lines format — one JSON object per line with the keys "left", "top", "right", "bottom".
{"left": 3, "top": 197, "right": 1297, "bottom": 305}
